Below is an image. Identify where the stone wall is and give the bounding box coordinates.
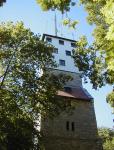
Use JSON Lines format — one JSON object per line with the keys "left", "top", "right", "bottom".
{"left": 40, "top": 99, "right": 102, "bottom": 150}
{"left": 47, "top": 69, "right": 82, "bottom": 87}
{"left": 41, "top": 137, "right": 102, "bottom": 150}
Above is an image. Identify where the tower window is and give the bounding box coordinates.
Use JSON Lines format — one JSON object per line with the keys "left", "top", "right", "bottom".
{"left": 71, "top": 42, "right": 76, "bottom": 47}
{"left": 59, "top": 59, "right": 65, "bottom": 66}
{"left": 59, "top": 40, "right": 64, "bottom": 45}
{"left": 66, "top": 50, "right": 71, "bottom": 56}
{"left": 66, "top": 121, "right": 69, "bottom": 131}
{"left": 71, "top": 122, "right": 75, "bottom": 131}
{"left": 53, "top": 48, "right": 58, "bottom": 54}
{"left": 64, "top": 87, "right": 72, "bottom": 93}
{"left": 46, "top": 37, "right": 52, "bottom": 42}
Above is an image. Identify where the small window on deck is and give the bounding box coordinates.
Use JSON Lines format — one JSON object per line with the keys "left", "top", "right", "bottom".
{"left": 59, "top": 59, "right": 65, "bottom": 66}
{"left": 71, "top": 42, "right": 76, "bottom": 48}
{"left": 64, "top": 87, "right": 72, "bottom": 93}
{"left": 66, "top": 50, "right": 71, "bottom": 56}
{"left": 53, "top": 48, "right": 58, "bottom": 54}
{"left": 46, "top": 37, "right": 52, "bottom": 42}
{"left": 59, "top": 40, "right": 64, "bottom": 45}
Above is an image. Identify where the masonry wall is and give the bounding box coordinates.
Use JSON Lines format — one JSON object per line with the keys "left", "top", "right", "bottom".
{"left": 41, "top": 99, "right": 102, "bottom": 150}
{"left": 47, "top": 69, "right": 82, "bottom": 87}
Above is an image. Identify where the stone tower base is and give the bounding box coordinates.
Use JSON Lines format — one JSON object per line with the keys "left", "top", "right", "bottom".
{"left": 42, "top": 137, "right": 103, "bottom": 150}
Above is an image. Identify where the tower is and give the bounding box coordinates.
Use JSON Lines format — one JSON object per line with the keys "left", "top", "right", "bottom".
{"left": 41, "top": 34, "right": 102, "bottom": 150}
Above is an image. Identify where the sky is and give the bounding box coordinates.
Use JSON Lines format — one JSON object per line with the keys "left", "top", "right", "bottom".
{"left": 0, "top": 0, "right": 114, "bottom": 128}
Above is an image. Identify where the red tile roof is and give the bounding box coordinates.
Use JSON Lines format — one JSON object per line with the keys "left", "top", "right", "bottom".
{"left": 57, "top": 87, "right": 93, "bottom": 101}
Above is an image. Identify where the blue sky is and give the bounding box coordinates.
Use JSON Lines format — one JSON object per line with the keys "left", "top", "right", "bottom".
{"left": 0, "top": 0, "right": 113, "bottom": 128}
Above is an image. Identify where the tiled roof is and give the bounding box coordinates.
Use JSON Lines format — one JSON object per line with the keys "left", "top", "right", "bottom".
{"left": 57, "top": 87, "right": 93, "bottom": 101}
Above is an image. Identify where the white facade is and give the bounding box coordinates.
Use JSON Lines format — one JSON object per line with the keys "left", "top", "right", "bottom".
{"left": 43, "top": 34, "right": 80, "bottom": 73}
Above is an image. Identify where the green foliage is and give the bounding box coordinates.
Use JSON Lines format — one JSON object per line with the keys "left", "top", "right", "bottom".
{"left": 0, "top": 0, "right": 6, "bottom": 6}
{"left": 0, "top": 22, "right": 70, "bottom": 149}
{"left": 106, "top": 91, "right": 114, "bottom": 108}
{"left": 72, "top": 36, "right": 114, "bottom": 107}
{"left": 63, "top": 19, "right": 78, "bottom": 29}
{"left": 79, "top": 0, "right": 114, "bottom": 108}
{"left": 36, "top": 0, "right": 76, "bottom": 13}
{"left": 80, "top": 0, "right": 114, "bottom": 72}
{"left": 0, "top": 89, "right": 40, "bottom": 150}
{"left": 98, "top": 128, "right": 114, "bottom": 150}
{"left": 72, "top": 36, "right": 106, "bottom": 89}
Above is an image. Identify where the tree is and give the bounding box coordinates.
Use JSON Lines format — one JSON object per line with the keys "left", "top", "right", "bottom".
{"left": 72, "top": 36, "right": 114, "bottom": 108}
{"left": 98, "top": 127, "right": 114, "bottom": 150}
{"left": 73, "top": 0, "right": 114, "bottom": 108}
{"left": 36, "top": 0, "right": 75, "bottom": 13}
{"left": 0, "top": 89, "right": 39, "bottom": 149}
{"left": 78, "top": 0, "right": 114, "bottom": 108}
{"left": 0, "top": 22, "right": 70, "bottom": 149}
{"left": 81, "top": 0, "right": 114, "bottom": 70}
{"left": 37, "top": 0, "right": 114, "bottom": 109}
{"left": 0, "top": 0, "right": 6, "bottom": 6}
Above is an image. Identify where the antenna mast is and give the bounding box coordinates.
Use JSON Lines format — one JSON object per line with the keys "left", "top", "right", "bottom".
{"left": 54, "top": 11, "right": 57, "bottom": 36}
{"left": 72, "top": 32, "right": 74, "bottom": 40}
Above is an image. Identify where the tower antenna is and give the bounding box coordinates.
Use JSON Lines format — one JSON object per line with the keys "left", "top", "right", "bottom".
{"left": 72, "top": 32, "right": 74, "bottom": 40}
{"left": 54, "top": 11, "right": 58, "bottom": 36}
{"left": 60, "top": 13, "right": 64, "bottom": 37}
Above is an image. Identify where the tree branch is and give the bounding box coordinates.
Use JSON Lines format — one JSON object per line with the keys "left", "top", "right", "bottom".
{"left": 0, "top": 51, "right": 14, "bottom": 88}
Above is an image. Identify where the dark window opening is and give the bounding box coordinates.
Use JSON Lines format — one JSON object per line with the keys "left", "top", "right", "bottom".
{"left": 59, "top": 59, "right": 65, "bottom": 66}
{"left": 66, "top": 121, "right": 69, "bottom": 131}
{"left": 59, "top": 40, "right": 64, "bottom": 45}
{"left": 71, "top": 42, "right": 76, "bottom": 47}
{"left": 66, "top": 50, "right": 71, "bottom": 56}
{"left": 53, "top": 48, "right": 58, "bottom": 54}
{"left": 64, "top": 87, "right": 72, "bottom": 93}
{"left": 46, "top": 37, "right": 52, "bottom": 42}
{"left": 72, "top": 122, "right": 75, "bottom": 131}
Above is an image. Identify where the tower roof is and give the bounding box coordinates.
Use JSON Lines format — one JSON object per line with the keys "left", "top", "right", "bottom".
{"left": 57, "top": 87, "right": 93, "bottom": 101}
{"left": 42, "top": 34, "right": 76, "bottom": 43}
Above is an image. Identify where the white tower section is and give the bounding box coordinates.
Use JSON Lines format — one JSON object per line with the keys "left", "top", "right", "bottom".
{"left": 42, "top": 34, "right": 80, "bottom": 73}
{"left": 42, "top": 34, "right": 82, "bottom": 88}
